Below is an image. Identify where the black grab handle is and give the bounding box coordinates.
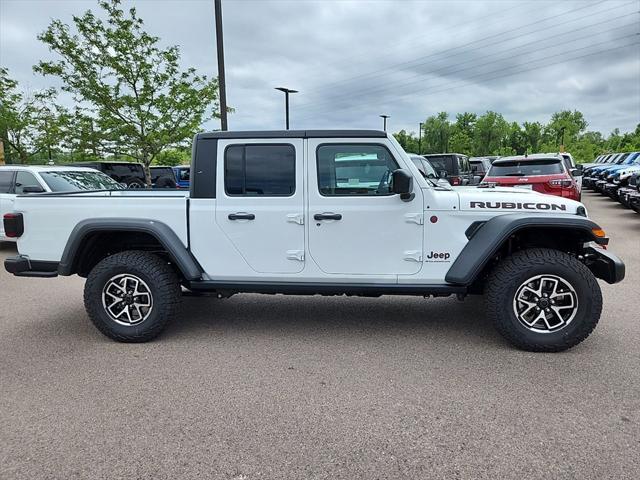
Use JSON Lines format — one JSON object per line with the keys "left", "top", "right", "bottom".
{"left": 228, "top": 213, "right": 255, "bottom": 220}
{"left": 314, "top": 213, "right": 342, "bottom": 221}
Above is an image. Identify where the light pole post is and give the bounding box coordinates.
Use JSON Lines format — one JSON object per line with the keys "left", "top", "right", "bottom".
{"left": 380, "top": 114, "right": 390, "bottom": 132}
{"left": 275, "top": 87, "right": 298, "bottom": 130}
{"left": 418, "top": 122, "right": 424, "bottom": 154}
{"left": 214, "top": 0, "right": 228, "bottom": 131}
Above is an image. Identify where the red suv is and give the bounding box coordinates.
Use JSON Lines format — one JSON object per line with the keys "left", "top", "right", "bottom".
{"left": 481, "top": 155, "right": 580, "bottom": 200}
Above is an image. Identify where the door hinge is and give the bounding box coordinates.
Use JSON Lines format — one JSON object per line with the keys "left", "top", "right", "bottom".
{"left": 286, "top": 250, "right": 305, "bottom": 261}
{"left": 286, "top": 213, "right": 304, "bottom": 225}
{"left": 404, "top": 213, "right": 424, "bottom": 225}
{"left": 403, "top": 250, "right": 423, "bottom": 262}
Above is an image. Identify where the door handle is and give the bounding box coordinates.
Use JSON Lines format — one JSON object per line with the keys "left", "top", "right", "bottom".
{"left": 228, "top": 212, "right": 255, "bottom": 220}
{"left": 314, "top": 212, "right": 342, "bottom": 221}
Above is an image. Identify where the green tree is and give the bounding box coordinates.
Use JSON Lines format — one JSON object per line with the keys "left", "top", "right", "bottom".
{"left": 522, "top": 121, "right": 543, "bottom": 153}
{"left": 422, "top": 112, "right": 451, "bottom": 153}
{"left": 473, "top": 111, "right": 509, "bottom": 155}
{"left": 544, "top": 110, "right": 588, "bottom": 148}
{"left": 154, "top": 148, "right": 190, "bottom": 166}
{"left": 35, "top": 0, "right": 221, "bottom": 183}
{"left": 449, "top": 113, "right": 476, "bottom": 154}
{"left": 0, "top": 67, "right": 66, "bottom": 164}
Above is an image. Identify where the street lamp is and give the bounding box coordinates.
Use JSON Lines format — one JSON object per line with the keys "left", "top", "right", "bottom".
{"left": 214, "top": 0, "right": 228, "bottom": 131}
{"left": 418, "top": 122, "right": 424, "bottom": 154}
{"left": 380, "top": 114, "right": 390, "bottom": 132}
{"left": 275, "top": 87, "right": 298, "bottom": 130}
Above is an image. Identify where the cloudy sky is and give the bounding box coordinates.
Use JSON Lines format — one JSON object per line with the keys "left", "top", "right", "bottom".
{"left": 1, "top": 0, "right": 639, "bottom": 135}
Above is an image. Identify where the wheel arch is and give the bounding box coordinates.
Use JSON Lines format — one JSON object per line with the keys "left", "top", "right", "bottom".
{"left": 58, "top": 218, "right": 203, "bottom": 281}
{"left": 446, "top": 214, "right": 610, "bottom": 287}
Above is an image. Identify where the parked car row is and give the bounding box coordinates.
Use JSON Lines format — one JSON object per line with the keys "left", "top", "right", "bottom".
{"left": 68, "top": 161, "right": 191, "bottom": 189}
{"left": 582, "top": 151, "right": 640, "bottom": 213}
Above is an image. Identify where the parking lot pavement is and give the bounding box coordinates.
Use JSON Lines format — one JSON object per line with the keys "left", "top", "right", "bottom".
{"left": 0, "top": 193, "right": 638, "bottom": 480}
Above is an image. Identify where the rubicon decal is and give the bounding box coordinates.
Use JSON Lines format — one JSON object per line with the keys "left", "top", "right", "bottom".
{"left": 470, "top": 201, "right": 567, "bottom": 211}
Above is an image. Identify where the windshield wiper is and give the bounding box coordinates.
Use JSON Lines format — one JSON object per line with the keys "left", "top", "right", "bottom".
{"left": 503, "top": 173, "right": 526, "bottom": 176}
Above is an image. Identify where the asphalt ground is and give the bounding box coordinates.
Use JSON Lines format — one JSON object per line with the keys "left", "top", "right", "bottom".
{"left": 0, "top": 192, "right": 638, "bottom": 480}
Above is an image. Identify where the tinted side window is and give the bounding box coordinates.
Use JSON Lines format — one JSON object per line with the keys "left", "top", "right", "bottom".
{"left": 15, "top": 171, "right": 41, "bottom": 194}
{"left": 224, "top": 144, "right": 295, "bottom": 196}
{"left": 317, "top": 144, "right": 399, "bottom": 196}
{"left": 0, "top": 171, "right": 14, "bottom": 193}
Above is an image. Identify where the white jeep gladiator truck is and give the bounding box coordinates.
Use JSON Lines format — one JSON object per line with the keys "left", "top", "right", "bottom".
{"left": 3, "top": 130, "right": 625, "bottom": 351}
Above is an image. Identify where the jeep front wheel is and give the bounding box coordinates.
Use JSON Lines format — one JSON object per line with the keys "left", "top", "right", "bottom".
{"left": 84, "top": 251, "right": 180, "bottom": 342}
{"left": 485, "top": 248, "right": 602, "bottom": 352}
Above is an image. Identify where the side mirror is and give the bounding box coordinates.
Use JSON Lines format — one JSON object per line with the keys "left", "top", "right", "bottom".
{"left": 391, "top": 169, "right": 414, "bottom": 202}
{"left": 472, "top": 175, "right": 482, "bottom": 185}
{"left": 571, "top": 168, "right": 582, "bottom": 177}
{"left": 439, "top": 170, "right": 448, "bottom": 178}
{"left": 22, "top": 185, "right": 45, "bottom": 194}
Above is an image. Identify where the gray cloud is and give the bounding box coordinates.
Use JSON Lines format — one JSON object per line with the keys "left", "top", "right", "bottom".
{"left": 1, "top": 0, "right": 638, "bottom": 136}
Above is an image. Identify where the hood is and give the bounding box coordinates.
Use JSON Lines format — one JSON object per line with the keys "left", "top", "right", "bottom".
{"left": 457, "top": 186, "right": 583, "bottom": 214}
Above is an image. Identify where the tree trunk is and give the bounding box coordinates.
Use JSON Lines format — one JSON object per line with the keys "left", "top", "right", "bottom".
{"left": 143, "top": 159, "right": 152, "bottom": 187}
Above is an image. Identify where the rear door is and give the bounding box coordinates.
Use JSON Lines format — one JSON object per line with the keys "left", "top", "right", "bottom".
{"left": 215, "top": 139, "right": 305, "bottom": 274}
{"left": 307, "top": 140, "right": 424, "bottom": 276}
{"left": 0, "top": 170, "right": 16, "bottom": 239}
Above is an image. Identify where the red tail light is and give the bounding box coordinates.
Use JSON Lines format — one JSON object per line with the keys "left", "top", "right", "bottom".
{"left": 548, "top": 179, "right": 573, "bottom": 188}
{"left": 3, "top": 213, "right": 24, "bottom": 238}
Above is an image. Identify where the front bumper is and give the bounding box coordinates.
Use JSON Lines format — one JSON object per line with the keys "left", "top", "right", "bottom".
{"left": 4, "top": 256, "right": 59, "bottom": 278}
{"left": 604, "top": 182, "right": 619, "bottom": 196}
{"left": 585, "top": 247, "right": 625, "bottom": 284}
{"left": 617, "top": 187, "right": 635, "bottom": 205}
{"left": 595, "top": 180, "right": 608, "bottom": 192}
{"left": 630, "top": 193, "right": 640, "bottom": 212}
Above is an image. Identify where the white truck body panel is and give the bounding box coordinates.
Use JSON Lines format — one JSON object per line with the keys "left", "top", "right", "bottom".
{"left": 9, "top": 135, "right": 585, "bottom": 285}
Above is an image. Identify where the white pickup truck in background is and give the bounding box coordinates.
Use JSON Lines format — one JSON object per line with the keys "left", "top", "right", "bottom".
{"left": 0, "top": 166, "right": 123, "bottom": 241}
{"left": 3, "top": 130, "right": 624, "bottom": 351}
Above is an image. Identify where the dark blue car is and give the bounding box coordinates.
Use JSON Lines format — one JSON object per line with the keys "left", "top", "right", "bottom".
{"left": 172, "top": 165, "right": 190, "bottom": 189}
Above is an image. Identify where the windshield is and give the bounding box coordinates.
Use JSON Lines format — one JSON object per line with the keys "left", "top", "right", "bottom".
{"left": 40, "top": 170, "right": 124, "bottom": 191}
{"left": 410, "top": 156, "right": 437, "bottom": 178}
{"left": 488, "top": 159, "right": 564, "bottom": 176}
{"left": 615, "top": 153, "right": 630, "bottom": 164}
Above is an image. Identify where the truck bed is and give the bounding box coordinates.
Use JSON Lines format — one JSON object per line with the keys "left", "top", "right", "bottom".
{"left": 12, "top": 190, "right": 189, "bottom": 262}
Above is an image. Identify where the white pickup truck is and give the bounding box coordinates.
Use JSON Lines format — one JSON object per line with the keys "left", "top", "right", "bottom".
{"left": 3, "top": 130, "right": 625, "bottom": 351}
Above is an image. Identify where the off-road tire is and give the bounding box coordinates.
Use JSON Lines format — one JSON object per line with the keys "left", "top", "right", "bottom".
{"left": 485, "top": 248, "right": 602, "bottom": 352}
{"left": 84, "top": 251, "right": 180, "bottom": 342}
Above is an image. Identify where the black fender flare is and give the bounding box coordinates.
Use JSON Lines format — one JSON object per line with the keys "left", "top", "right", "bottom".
{"left": 445, "top": 214, "right": 609, "bottom": 286}
{"left": 58, "top": 218, "right": 203, "bottom": 280}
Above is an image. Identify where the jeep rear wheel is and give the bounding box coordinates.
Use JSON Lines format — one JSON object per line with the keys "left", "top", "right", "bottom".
{"left": 84, "top": 251, "right": 180, "bottom": 342}
{"left": 485, "top": 248, "right": 602, "bottom": 352}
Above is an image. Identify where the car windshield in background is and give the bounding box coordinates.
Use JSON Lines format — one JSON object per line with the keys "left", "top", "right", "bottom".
{"left": 410, "top": 156, "right": 438, "bottom": 178}
{"left": 40, "top": 171, "right": 124, "bottom": 191}
{"left": 488, "top": 159, "right": 564, "bottom": 176}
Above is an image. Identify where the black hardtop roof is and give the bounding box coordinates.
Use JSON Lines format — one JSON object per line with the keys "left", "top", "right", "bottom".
{"left": 196, "top": 130, "right": 387, "bottom": 140}
{"left": 68, "top": 160, "right": 144, "bottom": 166}
{"left": 493, "top": 155, "right": 561, "bottom": 164}
{"left": 422, "top": 153, "right": 465, "bottom": 157}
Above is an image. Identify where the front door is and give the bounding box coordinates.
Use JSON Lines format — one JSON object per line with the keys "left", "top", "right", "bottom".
{"left": 307, "top": 140, "right": 424, "bottom": 276}
{"left": 215, "top": 139, "right": 305, "bottom": 274}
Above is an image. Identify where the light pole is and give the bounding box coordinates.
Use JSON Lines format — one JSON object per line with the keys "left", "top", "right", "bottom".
{"left": 275, "top": 87, "right": 298, "bottom": 130}
{"left": 214, "top": 0, "right": 228, "bottom": 131}
{"left": 418, "top": 122, "right": 424, "bottom": 154}
{"left": 380, "top": 114, "right": 390, "bottom": 132}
